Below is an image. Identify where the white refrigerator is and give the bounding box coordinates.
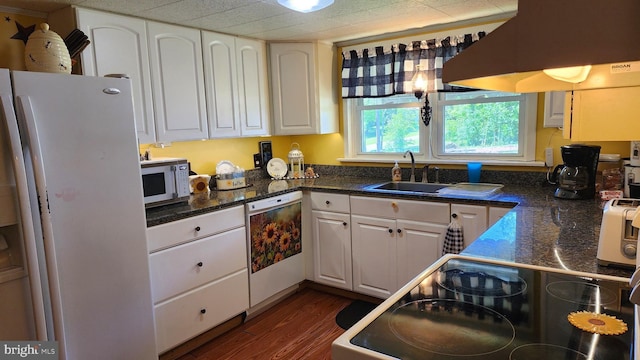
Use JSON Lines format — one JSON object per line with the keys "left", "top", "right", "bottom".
{"left": 0, "top": 69, "right": 157, "bottom": 359}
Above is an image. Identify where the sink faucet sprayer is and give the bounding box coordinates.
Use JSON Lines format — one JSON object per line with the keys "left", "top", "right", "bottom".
{"left": 403, "top": 150, "right": 415, "bottom": 182}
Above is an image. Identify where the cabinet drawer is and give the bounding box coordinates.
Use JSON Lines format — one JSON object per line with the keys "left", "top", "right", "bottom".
{"left": 154, "top": 269, "right": 249, "bottom": 353}
{"left": 147, "top": 205, "right": 244, "bottom": 252}
{"left": 149, "top": 227, "right": 246, "bottom": 303}
{"left": 310, "top": 192, "right": 350, "bottom": 212}
{"left": 350, "top": 196, "right": 449, "bottom": 224}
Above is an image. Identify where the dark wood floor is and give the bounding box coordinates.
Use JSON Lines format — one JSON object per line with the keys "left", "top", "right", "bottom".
{"left": 176, "top": 288, "right": 354, "bottom": 360}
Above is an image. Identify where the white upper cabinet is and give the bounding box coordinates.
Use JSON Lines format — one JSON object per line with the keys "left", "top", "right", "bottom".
{"left": 543, "top": 91, "right": 565, "bottom": 128}
{"left": 73, "top": 8, "right": 157, "bottom": 144}
{"left": 235, "top": 37, "right": 270, "bottom": 137}
{"left": 563, "top": 87, "right": 640, "bottom": 141}
{"left": 269, "top": 42, "right": 338, "bottom": 135}
{"left": 202, "top": 33, "right": 270, "bottom": 138}
{"left": 148, "top": 22, "right": 208, "bottom": 143}
{"left": 202, "top": 32, "right": 239, "bottom": 138}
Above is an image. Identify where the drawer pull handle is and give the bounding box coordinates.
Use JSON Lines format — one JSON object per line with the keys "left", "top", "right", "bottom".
{"left": 342, "top": 222, "right": 347, "bottom": 226}
{"left": 388, "top": 228, "right": 393, "bottom": 234}
{"left": 197, "top": 262, "right": 203, "bottom": 267}
{"left": 200, "top": 308, "right": 206, "bottom": 314}
{"left": 325, "top": 200, "right": 330, "bottom": 205}
{"left": 195, "top": 226, "right": 201, "bottom": 232}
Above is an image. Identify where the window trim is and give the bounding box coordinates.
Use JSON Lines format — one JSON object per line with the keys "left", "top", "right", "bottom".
{"left": 342, "top": 92, "right": 539, "bottom": 165}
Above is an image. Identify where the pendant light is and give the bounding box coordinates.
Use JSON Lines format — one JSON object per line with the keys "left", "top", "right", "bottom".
{"left": 277, "top": 0, "right": 334, "bottom": 13}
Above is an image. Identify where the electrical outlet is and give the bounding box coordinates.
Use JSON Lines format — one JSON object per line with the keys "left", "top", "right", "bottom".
{"left": 545, "top": 147, "right": 554, "bottom": 167}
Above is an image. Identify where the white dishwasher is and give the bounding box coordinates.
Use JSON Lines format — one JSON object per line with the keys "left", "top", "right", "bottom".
{"left": 245, "top": 191, "right": 304, "bottom": 308}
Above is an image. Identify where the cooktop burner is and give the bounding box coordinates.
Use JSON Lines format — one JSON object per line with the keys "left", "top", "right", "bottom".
{"left": 508, "top": 344, "right": 588, "bottom": 360}
{"left": 343, "top": 258, "right": 633, "bottom": 360}
{"left": 546, "top": 281, "right": 618, "bottom": 306}
{"left": 389, "top": 299, "right": 515, "bottom": 356}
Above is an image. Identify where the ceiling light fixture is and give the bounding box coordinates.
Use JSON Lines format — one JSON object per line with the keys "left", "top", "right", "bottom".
{"left": 277, "top": 0, "right": 334, "bottom": 13}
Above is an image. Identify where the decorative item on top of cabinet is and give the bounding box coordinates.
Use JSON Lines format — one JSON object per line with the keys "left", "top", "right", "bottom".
{"left": 202, "top": 32, "right": 270, "bottom": 138}
{"left": 563, "top": 86, "right": 640, "bottom": 141}
{"left": 269, "top": 41, "right": 338, "bottom": 135}
{"left": 24, "top": 23, "right": 72, "bottom": 74}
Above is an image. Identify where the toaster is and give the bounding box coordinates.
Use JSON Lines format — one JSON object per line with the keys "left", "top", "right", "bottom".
{"left": 597, "top": 198, "right": 640, "bottom": 268}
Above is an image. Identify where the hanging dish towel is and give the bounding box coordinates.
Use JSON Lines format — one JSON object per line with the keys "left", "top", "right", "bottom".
{"left": 442, "top": 214, "right": 464, "bottom": 255}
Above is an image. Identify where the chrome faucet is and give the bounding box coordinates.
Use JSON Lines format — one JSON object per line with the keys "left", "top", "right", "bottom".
{"left": 422, "top": 165, "right": 430, "bottom": 183}
{"left": 403, "top": 150, "right": 415, "bottom": 182}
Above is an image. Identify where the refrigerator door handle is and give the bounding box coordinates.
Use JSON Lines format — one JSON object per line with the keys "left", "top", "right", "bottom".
{"left": 15, "top": 95, "right": 62, "bottom": 343}
{"left": 0, "top": 94, "right": 50, "bottom": 340}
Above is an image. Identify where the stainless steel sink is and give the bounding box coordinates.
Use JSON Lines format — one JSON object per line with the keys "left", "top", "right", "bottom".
{"left": 364, "top": 181, "right": 450, "bottom": 194}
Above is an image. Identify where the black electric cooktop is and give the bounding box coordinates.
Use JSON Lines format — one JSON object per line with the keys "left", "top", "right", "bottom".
{"left": 348, "top": 258, "right": 634, "bottom": 360}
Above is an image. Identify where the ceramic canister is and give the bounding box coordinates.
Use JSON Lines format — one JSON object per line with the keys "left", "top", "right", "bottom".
{"left": 24, "top": 23, "right": 72, "bottom": 74}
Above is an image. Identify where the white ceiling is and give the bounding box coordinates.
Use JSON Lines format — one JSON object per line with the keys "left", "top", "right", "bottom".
{"left": 1, "top": 0, "right": 517, "bottom": 43}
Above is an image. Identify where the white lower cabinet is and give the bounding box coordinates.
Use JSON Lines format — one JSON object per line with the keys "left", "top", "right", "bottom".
{"left": 351, "top": 215, "right": 397, "bottom": 298}
{"left": 396, "top": 219, "right": 447, "bottom": 286}
{"left": 153, "top": 270, "right": 247, "bottom": 353}
{"left": 310, "top": 192, "right": 352, "bottom": 290}
{"left": 350, "top": 196, "right": 450, "bottom": 299}
{"left": 146, "top": 206, "right": 248, "bottom": 354}
{"left": 450, "top": 204, "right": 488, "bottom": 248}
{"left": 489, "top": 206, "right": 512, "bottom": 226}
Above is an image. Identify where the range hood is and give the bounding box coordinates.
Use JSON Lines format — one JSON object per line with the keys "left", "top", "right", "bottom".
{"left": 442, "top": 0, "right": 640, "bottom": 93}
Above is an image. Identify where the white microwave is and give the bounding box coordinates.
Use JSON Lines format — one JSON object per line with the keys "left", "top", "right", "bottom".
{"left": 141, "top": 157, "right": 190, "bottom": 208}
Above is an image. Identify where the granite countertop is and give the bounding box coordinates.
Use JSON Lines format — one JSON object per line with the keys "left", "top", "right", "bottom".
{"left": 145, "top": 174, "right": 634, "bottom": 279}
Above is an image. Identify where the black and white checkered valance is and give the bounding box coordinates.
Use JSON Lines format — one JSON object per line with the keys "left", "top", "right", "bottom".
{"left": 341, "top": 32, "right": 486, "bottom": 98}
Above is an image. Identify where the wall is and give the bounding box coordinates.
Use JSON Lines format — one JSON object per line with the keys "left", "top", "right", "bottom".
{"left": 0, "top": 9, "right": 46, "bottom": 70}
{"left": 141, "top": 136, "right": 297, "bottom": 175}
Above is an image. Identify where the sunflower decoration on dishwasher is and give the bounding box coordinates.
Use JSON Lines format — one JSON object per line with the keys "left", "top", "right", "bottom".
{"left": 567, "top": 311, "right": 628, "bottom": 335}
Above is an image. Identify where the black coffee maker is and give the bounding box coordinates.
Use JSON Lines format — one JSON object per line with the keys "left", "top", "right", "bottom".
{"left": 551, "top": 144, "right": 601, "bottom": 199}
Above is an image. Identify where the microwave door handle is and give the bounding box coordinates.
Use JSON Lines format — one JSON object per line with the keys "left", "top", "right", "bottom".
{"left": 170, "top": 165, "right": 179, "bottom": 198}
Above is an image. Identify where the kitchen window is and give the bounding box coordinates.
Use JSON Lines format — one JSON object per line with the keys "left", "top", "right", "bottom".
{"left": 343, "top": 90, "right": 537, "bottom": 164}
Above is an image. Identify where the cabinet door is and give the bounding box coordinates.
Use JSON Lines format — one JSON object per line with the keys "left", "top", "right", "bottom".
{"left": 202, "top": 31, "right": 240, "bottom": 138}
{"left": 351, "top": 215, "right": 396, "bottom": 299}
{"left": 396, "top": 219, "right": 447, "bottom": 286}
{"left": 236, "top": 37, "right": 270, "bottom": 136}
{"left": 489, "top": 206, "right": 512, "bottom": 227}
{"left": 564, "top": 87, "right": 640, "bottom": 140}
{"left": 148, "top": 22, "right": 207, "bottom": 142}
{"left": 543, "top": 91, "right": 565, "bottom": 128}
{"left": 450, "top": 204, "right": 488, "bottom": 248}
{"left": 312, "top": 210, "right": 352, "bottom": 290}
{"left": 269, "top": 42, "right": 316, "bottom": 135}
{"left": 76, "top": 9, "right": 156, "bottom": 144}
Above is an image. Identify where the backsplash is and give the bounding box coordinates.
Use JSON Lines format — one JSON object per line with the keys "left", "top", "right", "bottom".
{"left": 246, "top": 165, "right": 549, "bottom": 187}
